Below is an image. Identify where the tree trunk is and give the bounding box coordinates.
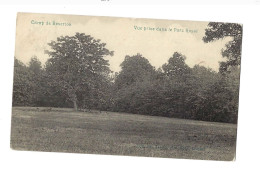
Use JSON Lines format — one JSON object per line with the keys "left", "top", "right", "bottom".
{"left": 68, "top": 88, "right": 78, "bottom": 111}
{"left": 73, "top": 100, "right": 78, "bottom": 111}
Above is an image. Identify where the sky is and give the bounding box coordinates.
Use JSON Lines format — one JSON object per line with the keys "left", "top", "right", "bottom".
{"left": 15, "top": 13, "right": 232, "bottom": 73}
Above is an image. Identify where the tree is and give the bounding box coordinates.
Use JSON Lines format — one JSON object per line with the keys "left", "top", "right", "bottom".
{"left": 28, "top": 56, "right": 42, "bottom": 75}
{"left": 27, "top": 56, "right": 45, "bottom": 105}
{"left": 187, "top": 65, "right": 220, "bottom": 120}
{"left": 222, "top": 66, "right": 240, "bottom": 123}
{"left": 113, "top": 54, "right": 157, "bottom": 112}
{"left": 202, "top": 22, "right": 242, "bottom": 123}
{"left": 114, "top": 53, "right": 156, "bottom": 89}
{"left": 162, "top": 52, "right": 191, "bottom": 78}
{"left": 45, "top": 33, "right": 113, "bottom": 110}
{"left": 203, "top": 22, "right": 243, "bottom": 73}
{"left": 13, "top": 58, "right": 35, "bottom": 106}
{"left": 186, "top": 65, "right": 239, "bottom": 123}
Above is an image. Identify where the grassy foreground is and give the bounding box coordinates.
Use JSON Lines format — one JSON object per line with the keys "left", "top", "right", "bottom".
{"left": 10, "top": 107, "right": 237, "bottom": 161}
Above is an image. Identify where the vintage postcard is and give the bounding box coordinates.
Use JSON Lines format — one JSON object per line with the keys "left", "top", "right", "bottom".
{"left": 11, "top": 12, "right": 242, "bottom": 161}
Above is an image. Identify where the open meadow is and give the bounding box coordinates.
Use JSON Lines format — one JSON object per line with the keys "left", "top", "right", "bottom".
{"left": 10, "top": 107, "right": 237, "bottom": 161}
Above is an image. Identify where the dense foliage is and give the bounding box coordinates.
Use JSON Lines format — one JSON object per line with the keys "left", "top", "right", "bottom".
{"left": 203, "top": 22, "right": 242, "bottom": 73}
{"left": 13, "top": 28, "right": 241, "bottom": 123}
{"left": 44, "top": 33, "right": 113, "bottom": 110}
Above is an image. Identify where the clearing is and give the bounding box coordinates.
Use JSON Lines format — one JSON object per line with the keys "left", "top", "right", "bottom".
{"left": 10, "top": 107, "right": 237, "bottom": 161}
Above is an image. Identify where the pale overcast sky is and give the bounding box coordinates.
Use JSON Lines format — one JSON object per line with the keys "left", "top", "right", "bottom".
{"left": 15, "top": 13, "right": 231, "bottom": 73}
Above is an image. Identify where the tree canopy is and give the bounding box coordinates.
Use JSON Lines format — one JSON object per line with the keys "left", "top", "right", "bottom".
{"left": 12, "top": 28, "right": 241, "bottom": 124}
{"left": 114, "top": 53, "right": 155, "bottom": 89}
{"left": 13, "top": 58, "right": 35, "bottom": 106}
{"left": 45, "top": 33, "right": 113, "bottom": 110}
{"left": 203, "top": 22, "right": 242, "bottom": 73}
{"left": 162, "top": 52, "right": 191, "bottom": 78}
{"left": 28, "top": 56, "right": 42, "bottom": 75}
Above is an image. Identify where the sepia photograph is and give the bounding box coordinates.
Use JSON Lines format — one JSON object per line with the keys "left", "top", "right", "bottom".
{"left": 11, "top": 12, "right": 242, "bottom": 161}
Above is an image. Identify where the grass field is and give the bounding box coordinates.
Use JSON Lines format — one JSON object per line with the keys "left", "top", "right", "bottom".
{"left": 10, "top": 107, "right": 237, "bottom": 161}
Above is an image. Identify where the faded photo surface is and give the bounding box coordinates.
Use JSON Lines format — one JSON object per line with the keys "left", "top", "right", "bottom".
{"left": 11, "top": 13, "right": 242, "bottom": 161}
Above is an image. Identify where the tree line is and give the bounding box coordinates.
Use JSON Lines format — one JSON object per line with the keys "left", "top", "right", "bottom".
{"left": 12, "top": 22, "right": 242, "bottom": 123}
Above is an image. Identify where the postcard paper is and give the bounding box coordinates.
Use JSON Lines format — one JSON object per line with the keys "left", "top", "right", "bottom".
{"left": 11, "top": 13, "right": 242, "bottom": 161}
